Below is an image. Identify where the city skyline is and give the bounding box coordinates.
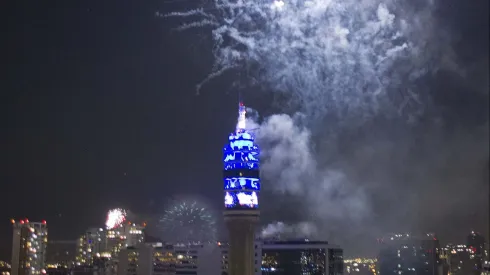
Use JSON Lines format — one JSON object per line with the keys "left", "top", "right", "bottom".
{"left": 4, "top": 217, "right": 488, "bottom": 274}
{"left": 3, "top": 210, "right": 486, "bottom": 261}
{"left": 2, "top": 0, "right": 488, "bottom": 265}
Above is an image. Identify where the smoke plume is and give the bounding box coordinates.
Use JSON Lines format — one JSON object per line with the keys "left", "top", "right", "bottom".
{"left": 247, "top": 99, "right": 487, "bottom": 254}
{"left": 261, "top": 222, "right": 318, "bottom": 239}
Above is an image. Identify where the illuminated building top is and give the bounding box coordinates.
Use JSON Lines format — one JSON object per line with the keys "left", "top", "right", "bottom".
{"left": 223, "top": 102, "right": 260, "bottom": 210}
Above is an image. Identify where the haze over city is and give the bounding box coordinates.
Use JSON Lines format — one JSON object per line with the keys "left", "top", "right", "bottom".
{"left": 2, "top": 0, "right": 488, "bottom": 264}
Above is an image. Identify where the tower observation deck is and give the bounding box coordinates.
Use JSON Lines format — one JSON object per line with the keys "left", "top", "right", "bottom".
{"left": 223, "top": 102, "right": 260, "bottom": 275}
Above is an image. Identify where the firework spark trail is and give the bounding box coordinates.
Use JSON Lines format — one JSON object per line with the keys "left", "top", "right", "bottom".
{"left": 165, "top": 0, "right": 450, "bottom": 120}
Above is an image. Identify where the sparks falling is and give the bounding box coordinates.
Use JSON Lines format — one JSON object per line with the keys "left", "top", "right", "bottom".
{"left": 163, "top": 0, "right": 451, "bottom": 121}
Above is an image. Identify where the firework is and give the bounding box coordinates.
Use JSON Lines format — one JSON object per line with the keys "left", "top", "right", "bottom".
{"left": 163, "top": 0, "right": 451, "bottom": 121}
{"left": 106, "top": 208, "right": 127, "bottom": 230}
{"left": 158, "top": 201, "right": 217, "bottom": 242}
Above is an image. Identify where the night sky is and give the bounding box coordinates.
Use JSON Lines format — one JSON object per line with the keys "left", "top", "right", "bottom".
{"left": 2, "top": 0, "right": 489, "bottom": 260}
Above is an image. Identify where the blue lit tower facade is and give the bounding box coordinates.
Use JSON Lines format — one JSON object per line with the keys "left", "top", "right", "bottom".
{"left": 223, "top": 102, "right": 260, "bottom": 275}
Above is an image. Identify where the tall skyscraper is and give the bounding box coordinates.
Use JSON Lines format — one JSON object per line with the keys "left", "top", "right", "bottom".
{"left": 223, "top": 102, "right": 260, "bottom": 275}
{"left": 11, "top": 219, "right": 48, "bottom": 275}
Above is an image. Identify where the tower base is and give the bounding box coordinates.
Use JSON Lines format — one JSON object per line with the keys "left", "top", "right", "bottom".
{"left": 224, "top": 212, "right": 259, "bottom": 275}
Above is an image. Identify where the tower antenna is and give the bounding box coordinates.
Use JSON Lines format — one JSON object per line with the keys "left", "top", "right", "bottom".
{"left": 237, "top": 92, "right": 246, "bottom": 132}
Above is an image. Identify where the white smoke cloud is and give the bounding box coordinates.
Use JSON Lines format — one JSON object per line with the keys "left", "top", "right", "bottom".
{"left": 254, "top": 115, "right": 313, "bottom": 194}
{"left": 248, "top": 114, "right": 372, "bottom": 239}
{"left": 261, "top": 221, "right": 318, "bottom": 239}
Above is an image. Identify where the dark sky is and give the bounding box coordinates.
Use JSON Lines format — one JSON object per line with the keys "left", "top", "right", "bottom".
{"left": 1, "top": 0, "right": 488, "bottom": 261}
{"left": 1, "top": 0, "right": 239, "bottom": 261}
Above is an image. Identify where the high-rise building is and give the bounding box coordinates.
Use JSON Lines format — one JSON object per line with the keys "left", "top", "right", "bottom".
{"left": 445, "top": 244, "right": 474, "bottom": 275}
{"left": 76, "top": 228, "right": 107, "bottom": 266}
{"left": 420, "top": 235, "right": 441, "bottom": 275}
{"left": 123, "top": 223, "right": 145, "bottom": 248}
{"left": 260, "top": 240, "right": 343, "bottom": 275}
{"left": 74, "top": 224, "right": 144, "bottom": 273}
{"left": 223, "top": 102, "right": 260, "bottom": 275}
{"left": 106, "top": 223, "right": 145, "bottom": 258}
{"left": 467, "top": 231, "right": 486, "bottom": 275}
{"left": 220, "top": 239, "right": 344, "bottom": 275}
{"left": 10, "top": 219, "right": 48, "bottom": 275}
{"left": 377, "top": 233, "right": 442, "bottom": 275}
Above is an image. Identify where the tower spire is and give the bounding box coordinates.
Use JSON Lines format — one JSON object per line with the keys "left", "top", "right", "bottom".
{"left": 237, "top": 97, "right": 246, "bottom": 132}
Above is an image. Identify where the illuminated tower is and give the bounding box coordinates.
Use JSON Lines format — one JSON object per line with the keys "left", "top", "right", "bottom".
{"left": 223, "top": 102, "right": 260, "bottom": 275}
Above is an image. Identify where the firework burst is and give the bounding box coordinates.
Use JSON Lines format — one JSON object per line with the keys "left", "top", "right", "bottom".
{"left": 163, "top": 0, "right": 454, "bottom": 122}
{"left": 106, "top": 208, "right": 127, "bottom": 230}
{"left": 158, "top": 201, "right": 217, "bottom": 242}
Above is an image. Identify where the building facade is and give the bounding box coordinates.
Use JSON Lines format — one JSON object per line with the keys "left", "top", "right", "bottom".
{"left": 106, "top": 223, "right": 145, "bottom": 258}
{"left": 76, "top": 228, "right": 107, "bottom": 266}
{"left": 444, "top": 244, "right": 474, "bottom": 275}
{"left": 11, "top": 219, "right": 48, "bottom": 275}
{"left": 467, "top": 231, "right": 486, "bottom": 275}
{"left": 117, "top": 242, "right": 221, "bottom": 275}
{"left": 221, "top": 239, "right": 344, "bottom": 275}
{"left": 377, "top": 233, "right": 442, "bottom": 275}
{"left": 75, "top": 224, "right": 145, "bottom": 266}
{"left": 343, "top": 258, "right": 376, "bottom": 275}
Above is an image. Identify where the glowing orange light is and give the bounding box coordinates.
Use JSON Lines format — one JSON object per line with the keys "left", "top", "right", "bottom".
{"left": 10, "top": 219, "right": 15, "bottom": 224}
